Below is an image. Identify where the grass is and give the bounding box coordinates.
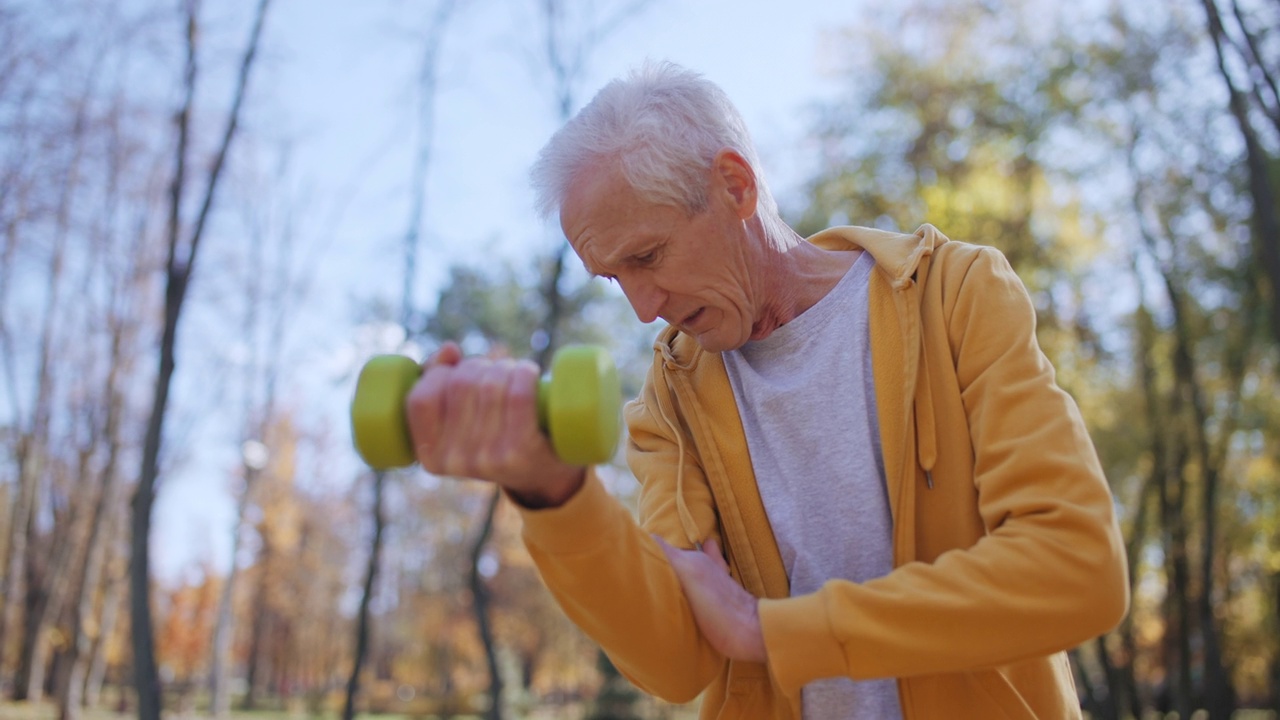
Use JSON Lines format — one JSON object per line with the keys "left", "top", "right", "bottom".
{"left": 0, "top": 700, "right": 419, "bottom": 720}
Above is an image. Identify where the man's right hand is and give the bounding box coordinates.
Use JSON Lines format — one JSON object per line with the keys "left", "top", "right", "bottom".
{"left": 405, "top": 342, "right": 585, "bottom": 508}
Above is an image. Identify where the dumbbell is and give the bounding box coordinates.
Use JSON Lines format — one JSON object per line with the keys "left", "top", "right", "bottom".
{"left": 350, "top": 345, "right": 621, "bottom": 470}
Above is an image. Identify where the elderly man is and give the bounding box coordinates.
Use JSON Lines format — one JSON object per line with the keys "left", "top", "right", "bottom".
{"left": 406, "top": 61, "right": 1128, "bottom": 719}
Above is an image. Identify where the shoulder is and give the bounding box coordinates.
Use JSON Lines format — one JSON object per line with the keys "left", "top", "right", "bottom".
{"left": 926, "top": 241, "right": 1023, "bottom": 301}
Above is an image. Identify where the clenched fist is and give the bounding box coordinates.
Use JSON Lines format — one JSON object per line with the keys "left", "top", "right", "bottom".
{"left": 406, "top": 342, "right": 585, "bottom": 508}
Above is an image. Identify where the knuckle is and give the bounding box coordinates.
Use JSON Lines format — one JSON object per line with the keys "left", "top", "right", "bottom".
{"left": 417, "top": 446, "right": 443, "bottom": 475}
{"left": 405, "top": 383, "right": 433, "bottom": 416}
{"left": 473, "top": 452, "right": 498, "bottom": 479}
{"left": 480, "top": 366, "right": 507, "bottom": 399}
{"left": 440, "top": 448, "right": 470, "bottom": 479}
{"left": 513, "top": 360, "right": 539, "bottom": 381}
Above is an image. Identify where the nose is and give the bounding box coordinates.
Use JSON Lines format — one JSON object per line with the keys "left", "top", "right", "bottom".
{"left": 617, "top": 273, "right": 666, "bottom": 324}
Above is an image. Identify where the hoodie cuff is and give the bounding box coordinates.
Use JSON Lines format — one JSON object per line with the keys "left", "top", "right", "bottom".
{"left": 515, "top": 469, "right": 626, "bottom": 556}
{"left": 759, "top": 592, "right": 849, "bottom": 698}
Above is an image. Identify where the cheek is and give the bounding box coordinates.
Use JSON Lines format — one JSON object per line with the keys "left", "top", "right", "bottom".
{"left": 669, "top": 250, "right": 752, "bottom": 310}
{"left": 703, "top": 275, "right": 752, "bottom": 312}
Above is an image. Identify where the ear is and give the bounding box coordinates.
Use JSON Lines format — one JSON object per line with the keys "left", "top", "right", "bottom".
{"left": 712, "top": 149, "right": 758, "bottom": 221}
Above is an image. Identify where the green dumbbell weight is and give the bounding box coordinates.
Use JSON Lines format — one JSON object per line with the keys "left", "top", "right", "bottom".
{"left": 350, "top": 345, "right": 621, "bottom": 470}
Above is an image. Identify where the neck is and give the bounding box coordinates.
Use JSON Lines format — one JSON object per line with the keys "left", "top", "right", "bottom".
{"left": 749, "top": 218, "right": 859, "bottom": 336}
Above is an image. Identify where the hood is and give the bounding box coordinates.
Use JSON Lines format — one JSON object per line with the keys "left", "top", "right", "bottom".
{"left": 648, "top": 224, "right": 948, "bottom": 552}
{"left": 654, "top": 224, "right": 945, "bottom": 365}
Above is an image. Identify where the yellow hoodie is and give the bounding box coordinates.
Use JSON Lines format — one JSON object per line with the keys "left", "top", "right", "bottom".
{"left": 518, "top": 225, "right": 1129, "bottom": 719}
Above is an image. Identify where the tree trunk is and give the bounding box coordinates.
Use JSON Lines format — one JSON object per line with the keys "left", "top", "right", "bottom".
{"left": 1271, "top": 567, "right": 1280, "bottom": 714}
{"left": 240, "top": 539, "right": 271, "bottom": 712}
{"left": 469, "top": 489, "right": 503, "bottom": 720}
{"left": 57, "top": 167, "right": 137, "bottom": 718}
{"left": 207, "top": 537, "right": 241, "bottom": 717}
{"left": 1115, "top": 475, "right": 1151, "bottom": 720}
{"left": 84, "top": 513, "right": 128, "bottom": 710}
{"left": 21, "top": 480, "right": 87, "bottom": 702}
{"left": 1164, "top": 445, "right": 1194, "bottom": 719}
{"left": 3, "top": 190, "right": 70, "bottom": 701}
{"left": 22, "top": 438, "right": 102, "bottom": 704}
{"left": 12, "top": 552, "right": 48, "bottom": 701}
{"left": 1162, "top": 270, "right": 1236, "bottom": 718}
{"left": 1069, "top": 647, "right": 1105, "bottom": 719}
{"left": 1199, "top": 0, "right": 1280, "bottom": 347}
{"left": 131, "top": 354, "right": 169, "bottom": 720}
{"left": 343, "top": 471, "right": 386, "bottom": 720}
{"left": 130, "top": 3, "right": 270, "bottom": 718}
{"left": 1091, "top": 637, "right": 1120, "bottom": 720}
{"left": 0, "top": 459, "right": 36, "bottom": 693}
{"left": 1, "top": 66, "right": 89, "bottom": 693}
{"left": 208, "top": 462, "right": 260, "bottom": 718}
{"left": 57, "top": 381, "right": 127, "bottom": 720}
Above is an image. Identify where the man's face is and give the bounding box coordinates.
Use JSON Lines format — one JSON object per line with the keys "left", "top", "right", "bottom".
{"left": 560, "top": 161, "right": 763, "bottom": 353}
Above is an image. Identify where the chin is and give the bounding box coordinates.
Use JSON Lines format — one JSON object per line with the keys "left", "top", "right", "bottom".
{"left": 748, "top": 321, "right": 777, "bottom": 343}
{"left": 694, "top": 329, "right": 751, "bottom": 353}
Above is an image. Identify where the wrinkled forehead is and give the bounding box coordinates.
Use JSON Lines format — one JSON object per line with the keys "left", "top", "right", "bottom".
{"left": 560, "top": 163, "right": 658, "bottom": 263}
{"left": 560, "top": 159, "right": 630, "bottom": 222}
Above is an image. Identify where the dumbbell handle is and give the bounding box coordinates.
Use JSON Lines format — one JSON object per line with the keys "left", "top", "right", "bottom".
{"left": 349, "top": 346, "right": 620, "bottom": 470}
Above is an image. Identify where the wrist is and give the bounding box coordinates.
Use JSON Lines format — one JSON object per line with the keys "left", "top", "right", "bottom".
{"left": 735, "top": 598, "right": 768, "bottom": 664}
{"left": 506, "top": 466, "right": 587, "bottom": 509}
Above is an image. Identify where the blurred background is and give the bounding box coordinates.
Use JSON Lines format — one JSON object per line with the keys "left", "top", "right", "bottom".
{"left": 0, "top": 0, "right": 1277, "bottom": 718}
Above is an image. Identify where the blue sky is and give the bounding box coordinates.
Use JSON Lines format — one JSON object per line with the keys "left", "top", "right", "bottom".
{"left": 152, "top": 0, "right": 871, "bottom": 581}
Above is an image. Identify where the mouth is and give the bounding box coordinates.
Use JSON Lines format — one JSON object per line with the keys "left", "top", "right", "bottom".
{"left": 679, "top": 308, "right": 705, "bottom": 329}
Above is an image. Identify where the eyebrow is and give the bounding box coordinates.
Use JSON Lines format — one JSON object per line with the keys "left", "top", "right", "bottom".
{"left": 607, "top": 236, "right": 665, "bottom": 267}
{"left": 581, "top": 236, "right": 660, "bottom": 277}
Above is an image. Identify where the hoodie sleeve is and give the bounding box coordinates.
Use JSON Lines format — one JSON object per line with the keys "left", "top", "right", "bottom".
{"left": 757, "top": 244, "right": 1129, "bottom": 694}
{"left": 517, "top": 358, "right": 725, "bottom": 703}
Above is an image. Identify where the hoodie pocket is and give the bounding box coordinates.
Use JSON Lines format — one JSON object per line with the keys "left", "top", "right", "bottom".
{"left": 974, "top": 668, "right": 1038, "bottom": 720}
{"left": 908, "top": 669, "right": 1042, "bottom": 720}
{"left": 712, "top": 678, "right": 764, "bottom": 720}
{"left": 710, "top": 662, "right": 773, "bottom": 720}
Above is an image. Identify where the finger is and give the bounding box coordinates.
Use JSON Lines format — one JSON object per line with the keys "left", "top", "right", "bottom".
{"left": 502, "top": 360, "right": 542, "bottom": 449}
{"left": 441, "top": 359, "right": 489, "bottom": 473}
{"left": 653, "top": 535, "right": 683, "bottom": 567}
{"left": 471, "top": 360, "right": 515, "bottom": 476}
{"left": 407, "top": 361, "right": 454, "bottom": 471}
{"left": 702, "top": 537, "right": 730, "bottom": 573}
{"left": 653, "top": 534, "right": 672, "bottom": 554}
{"left": 423, "top": 341, "right": 463, "bottom": 370}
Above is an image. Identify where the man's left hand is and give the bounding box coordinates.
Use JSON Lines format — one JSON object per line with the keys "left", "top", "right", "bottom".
{"left": 656, "top": 536, "right": 768, "bottom": 664}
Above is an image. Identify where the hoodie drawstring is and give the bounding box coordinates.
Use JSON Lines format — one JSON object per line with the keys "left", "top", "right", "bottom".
{"left": 903, "top": 228, "right": 938, "bottom": 490}
{"left": 655, "top": 345, "right": 703, "bottom": 549}
{"left": 914, "top": 341, "right": 937, "bottom": 489}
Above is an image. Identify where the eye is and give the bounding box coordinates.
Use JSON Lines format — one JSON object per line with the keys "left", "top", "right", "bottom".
{"left": 634, "top": 249, "right": 658, "bottom": 265}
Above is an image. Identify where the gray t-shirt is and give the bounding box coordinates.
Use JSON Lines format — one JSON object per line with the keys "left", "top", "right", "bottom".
{"left": 723, "top": 251, "right": 901, "bottom": 720}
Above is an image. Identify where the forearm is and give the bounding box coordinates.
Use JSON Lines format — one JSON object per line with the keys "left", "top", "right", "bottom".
{"left": 518, "top": 470, "right": 724, "bottom": 702}
{"left": 760, "top": 491, "right": 1127, "bottom": 694}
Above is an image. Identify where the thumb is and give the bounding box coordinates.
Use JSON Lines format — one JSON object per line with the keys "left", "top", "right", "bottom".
{"left": 702, "top": 537, "right": 730, "bottom": 573}
{"left": 652, "top": 534, "right": 687, "bottom": 569}
{"left": 426, "top": 341, "right": 463, "bottom": 368}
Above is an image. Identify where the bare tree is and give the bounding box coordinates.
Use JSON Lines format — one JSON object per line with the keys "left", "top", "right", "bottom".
{"left": 84, "top": 496, "right": 130, "bottom": 710}
{"left": 1128, "top": 85, "right": 1259, "bottom": 717}
{"left": 529, "top": 0, "right": 653, "bottom": 371}
{"left": 342, "top": 469, "right": 386, "bottom": 720}
{"left": 468, "top": 491, "right": 503, "bottom": 720}
{"left": 0, "top": 15, "right": 86, "bottom": 689}
{"left": 130, "top": 1, "right": 271, "bottom": 717}
{"left": 1199, "top": 0, "right": 1280, "bottom": 347}
{"left": 343, "top": 3, "right": 461, "bottom": 718}
{"left": 207, "top": 147, "right": 303, "bottom": 718}
{"left": 463, "top": 4, "right": 653, "bottom": 717}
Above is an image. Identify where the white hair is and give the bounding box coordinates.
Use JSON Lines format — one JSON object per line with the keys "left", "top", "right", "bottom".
{"left": 530, "top": 60, "right": 790, "bottom": 243}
